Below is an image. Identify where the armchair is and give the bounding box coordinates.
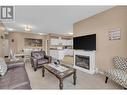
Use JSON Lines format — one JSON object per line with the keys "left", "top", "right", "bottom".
{"left": 104, "top": 56, "right": 127, "bottom": 89}
{"left": 31, "top": 51, "right": 51, "bottom": 71}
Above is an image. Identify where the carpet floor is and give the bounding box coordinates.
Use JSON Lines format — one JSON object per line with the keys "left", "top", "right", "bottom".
{"left": 25, "top": 56, "right": 122, "bottom": 89}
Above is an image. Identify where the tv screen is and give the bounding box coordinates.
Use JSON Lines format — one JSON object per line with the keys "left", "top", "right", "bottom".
{"left": 73, "top": 34, "right": 96, "bottom": 50}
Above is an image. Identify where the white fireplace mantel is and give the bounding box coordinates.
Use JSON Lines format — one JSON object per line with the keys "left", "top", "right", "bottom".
{"left": 74, "top": 50, "right": 96, "bottom": 74}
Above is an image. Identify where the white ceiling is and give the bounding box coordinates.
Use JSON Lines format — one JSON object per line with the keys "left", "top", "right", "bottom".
{"left": 4, "top": 6, "right": 113, "bottom": 35}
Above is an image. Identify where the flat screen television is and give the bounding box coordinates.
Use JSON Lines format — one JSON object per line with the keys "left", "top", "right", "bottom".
{"left": 73, "top": 34, "right": 96, "bottom": 50}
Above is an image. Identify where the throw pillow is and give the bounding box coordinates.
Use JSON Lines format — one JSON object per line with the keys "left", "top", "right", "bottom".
{"left": 0, "top": 57, "right": 7, "bottom": 76}
{"left": 33, "top": 53, "right": 42, "bottom": 59}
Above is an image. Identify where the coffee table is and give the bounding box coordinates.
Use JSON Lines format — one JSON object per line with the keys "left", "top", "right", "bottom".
{"left": 42, "top": 63, "right": 76, "bottom": 89}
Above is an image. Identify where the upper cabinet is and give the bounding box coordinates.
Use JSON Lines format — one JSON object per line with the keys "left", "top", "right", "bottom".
{"left": 61, "top": 39, "right": 66, "bottom": 45}
{"left": 50, "top": 38, "right": 60, "bottom": 45}
{"left": 61, "top": 39, "right": 73, "bottom": 46}
{"left": 50, "top": 38, "right": 73, "bottom": 46}
{"left": 66, "top": 39, "right": 73, "bottom": 46}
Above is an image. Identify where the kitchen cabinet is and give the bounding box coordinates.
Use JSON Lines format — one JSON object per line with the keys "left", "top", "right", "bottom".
{"left": 66, "top": 40, "right": 73, "bottom": 45}
{"left": 50, "top": 38, "right": 73, "bottom": 46}
{"left": 61, "top": 39, "right": 66, "bottom": 45}
{"left": 50, "top": 38, "right": 60, "bottom": 45}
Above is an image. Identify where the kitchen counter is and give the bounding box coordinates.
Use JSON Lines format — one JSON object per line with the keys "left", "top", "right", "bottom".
{"left": 50, "top": 49, "right": 65, "bottom": 60}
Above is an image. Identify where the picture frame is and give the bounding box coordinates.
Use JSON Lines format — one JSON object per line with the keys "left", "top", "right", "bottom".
{"left": 108, "top": 28, "right": 121, "bottom": 40}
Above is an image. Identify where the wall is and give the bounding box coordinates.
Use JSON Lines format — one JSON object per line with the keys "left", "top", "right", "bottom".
{"left": 8, "top": 32, "right": 47, "bottom": 54}
{"left": 0, "top": 22, "right": 5, "bottom": 57}
{"left": 8, "top": 32, "right": 72, "bottom": 55}
{"left": 73, "top": 6, "right": 127, "bottom": 71}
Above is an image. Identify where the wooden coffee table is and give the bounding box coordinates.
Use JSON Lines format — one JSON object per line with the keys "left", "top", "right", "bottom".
{"left": 42, "top": 63, "right": 76, "bottom": 89}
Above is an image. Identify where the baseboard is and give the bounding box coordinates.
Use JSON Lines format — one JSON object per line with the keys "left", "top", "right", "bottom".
{"left": 95, "top": 67, "right": 104, "bottom": 75}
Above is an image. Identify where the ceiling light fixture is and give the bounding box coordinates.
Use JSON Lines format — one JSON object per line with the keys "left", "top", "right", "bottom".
{"left": 68, "top": 32, "right": 73, "bottom": 35}
{"left": 24, "top": 25, "right": 32, "bottom": 31}
{"left": 38, "top": 33, "right": 43, "bottom": 35}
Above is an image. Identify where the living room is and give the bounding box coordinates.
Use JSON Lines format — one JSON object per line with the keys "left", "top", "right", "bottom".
{"left": 0, "top": 6, "right": 127, "bottom": 90}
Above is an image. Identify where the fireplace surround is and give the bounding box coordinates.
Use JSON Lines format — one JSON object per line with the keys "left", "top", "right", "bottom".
{"left": 74, "top": 50, "right": 95, "bottom": 74}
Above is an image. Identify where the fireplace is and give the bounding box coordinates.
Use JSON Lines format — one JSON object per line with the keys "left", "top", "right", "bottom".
{"left": 75, "top": 55, "right": 90, "bottom": 70}
{"left": 74, "top": 50, "right": 95, "bottom": 74}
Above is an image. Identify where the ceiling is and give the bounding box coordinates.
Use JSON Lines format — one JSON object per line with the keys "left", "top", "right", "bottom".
{"left": 3, "top": 6, "right": 113, "bottom": 35}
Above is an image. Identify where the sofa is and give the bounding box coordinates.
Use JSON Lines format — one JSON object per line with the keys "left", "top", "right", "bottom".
{"left": 104, "top": 56, "right": 127, "bottom": 89}
{"left": 31, "top": 51, "right": 51, "bottom": 71}
{"left": 0, "top": 61, "right": 31, "bottom": 89}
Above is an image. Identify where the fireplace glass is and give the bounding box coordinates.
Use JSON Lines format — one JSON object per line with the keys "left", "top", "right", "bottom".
{"left": 75, "top": 55, "right": 90, "bottom": 70}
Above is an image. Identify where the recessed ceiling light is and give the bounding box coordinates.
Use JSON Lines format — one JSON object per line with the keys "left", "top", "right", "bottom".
{"left": 68, "top": 32, "right": 73, "bottom": 35}
{"left": 38, "top": 33, "right": 43, "bottom": 35}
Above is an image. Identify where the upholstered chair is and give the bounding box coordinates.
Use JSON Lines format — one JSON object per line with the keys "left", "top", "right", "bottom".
{"left": 31, "top": 51, "right": 51, "bottom": 71}
{"left": 104, "top": 56, "right": 127, "bottom": 89}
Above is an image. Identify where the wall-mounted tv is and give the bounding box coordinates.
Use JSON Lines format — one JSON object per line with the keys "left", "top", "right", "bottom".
{"left": 73, "top": 34, "right": 96, "bottom": 50}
